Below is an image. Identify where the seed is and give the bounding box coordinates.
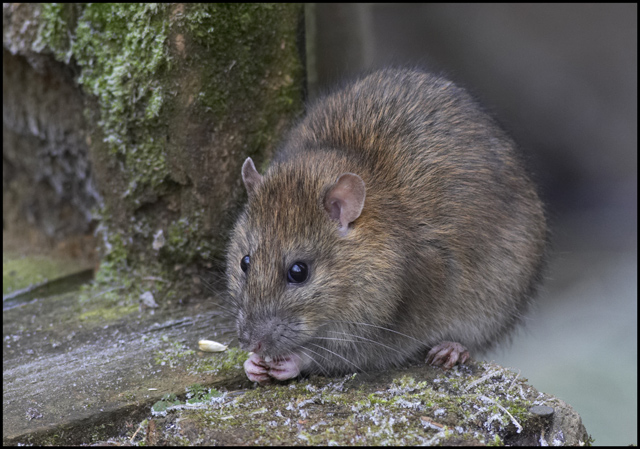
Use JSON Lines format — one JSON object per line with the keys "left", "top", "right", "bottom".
{"left": 198, "top": 340, "right": 228, "bottom": 352}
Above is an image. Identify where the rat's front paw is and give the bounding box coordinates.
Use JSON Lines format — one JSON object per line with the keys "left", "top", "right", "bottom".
{"left": 267, "top": 355, "right": 302, "bottom": 381}
{"left": 244, "top": 352, "right": 303, "bottom": 383}
{"left": 244, "top": 353, "right": 272, "bottom": 383}
{"left": 426, "top": 341, "right": 470, "bottom": 370}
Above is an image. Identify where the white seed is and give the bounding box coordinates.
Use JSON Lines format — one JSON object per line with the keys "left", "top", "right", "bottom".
{"left": 198, "top": 340, "right": 228, "bottom": 352}
{"left": 264, "top": 355, "right": 272, "bottom": 363}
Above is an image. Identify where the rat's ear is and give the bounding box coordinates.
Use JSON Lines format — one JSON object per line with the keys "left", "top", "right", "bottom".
{"left": 324, "top": 173, "right": 366, "bottom": 236}
{"left": 242, "top": 157, "right": 263, "bottom": 197}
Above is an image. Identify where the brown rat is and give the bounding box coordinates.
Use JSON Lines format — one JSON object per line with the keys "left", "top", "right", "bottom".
{"left": 226, "top": 68, "right": 547, "bottom": 383}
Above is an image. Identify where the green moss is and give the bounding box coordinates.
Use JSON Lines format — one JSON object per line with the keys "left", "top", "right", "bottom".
{"left": 186, "top": 384, "right": 222, "bottom": 404}
{"left": 152, "top": 394, "right": 182, "bottom": 414}
{"left": 36, "top": 3, "right": 79, "bottom": 62}
{"left": 78, "top": 215, "right": 185, "bottom": 313}
{"left": 35, "top": 3, "right": 178, "bottom": 279}
{"left": 78, "top": 228, "right": 137, "bottom": 307}
{"left": 38, "top": 4, "right": 172, "bottom": 190}
{"left": 33, "top": 3, "right": 304, "bottom": 282}
{"left": 183, "top": 5, "right": 300, "bottom": 110}
{"left": 181, "top": 4, "right": 304, "bottom": 162}
{"left": 78, "top": 303, "right": 138, "bottom": 323}
{"left": 2, "top": 253, "right": 87, "bottom": 296}
{"left": 162, "top": 212, "right": 215, "bottom": 263}
{"left": 99, "top": 230, "right": 128, "bottom": 271}
{"left": 188, "top": 347, "right": 249, "bottom": 377}
{"left": 73, "top": 4, "right": 171, "bottom": 188}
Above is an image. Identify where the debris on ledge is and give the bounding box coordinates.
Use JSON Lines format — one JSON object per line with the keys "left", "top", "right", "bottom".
{"left": 127, "top": 360, "right": 591, "bottom": 446}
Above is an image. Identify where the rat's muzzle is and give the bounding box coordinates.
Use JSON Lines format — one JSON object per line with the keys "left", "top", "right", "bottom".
{"left": 237, "top": 312, "right": 302, "bottom": 357}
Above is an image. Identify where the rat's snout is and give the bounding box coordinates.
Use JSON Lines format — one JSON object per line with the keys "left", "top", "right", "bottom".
{"left": 237, "top": 312, "right": 298, "bottom": 356}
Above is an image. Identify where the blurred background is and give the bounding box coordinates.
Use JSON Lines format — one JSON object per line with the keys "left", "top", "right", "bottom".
{"left": 308, "top": 3, "right": 636, "bottom": 445}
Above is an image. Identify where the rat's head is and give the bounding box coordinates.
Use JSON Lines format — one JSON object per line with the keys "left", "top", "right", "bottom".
{"left": 226, "top": 156, "right": 368, "bottom": 366}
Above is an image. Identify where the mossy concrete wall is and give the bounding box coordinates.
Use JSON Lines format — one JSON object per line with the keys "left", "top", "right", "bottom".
{"left": 3, "top": 3, "right": 305, "bottom": 277}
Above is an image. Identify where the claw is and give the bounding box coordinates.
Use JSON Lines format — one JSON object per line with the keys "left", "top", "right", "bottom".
{"left": 426, "top": 341, "right": 470, "bottom": 370}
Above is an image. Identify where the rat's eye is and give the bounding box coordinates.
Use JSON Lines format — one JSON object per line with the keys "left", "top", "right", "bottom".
{"left": 287, "top": 262, "right": 308, "bottom": 284}
{"left": 240, "top": 255, "right": 250, "bottom": 273}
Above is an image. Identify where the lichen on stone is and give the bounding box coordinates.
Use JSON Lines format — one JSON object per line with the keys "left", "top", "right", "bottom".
{"left": 112, "top": 360, "right": 585, "bottom": 446}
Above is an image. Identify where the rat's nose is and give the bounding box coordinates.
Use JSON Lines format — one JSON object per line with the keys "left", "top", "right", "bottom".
{"left": 249, "top": 341, "right": 263, "bottom": 353}
{"left": 242, "top": 313, "right": 290, "bottom": 354}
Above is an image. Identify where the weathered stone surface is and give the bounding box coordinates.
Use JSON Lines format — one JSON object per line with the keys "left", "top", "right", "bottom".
{"left": 2, "top": 286, "right": 247, "bottom": 445}
{"left": 138, "top": 365, "right": 590, "bottom": 446}
{"left": 3, "top": 279, "right": 590, "bottom": 446}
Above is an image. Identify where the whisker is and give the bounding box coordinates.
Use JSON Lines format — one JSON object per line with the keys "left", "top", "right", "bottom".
{"left": 322, "top": 332, "right": 414, "bottom": 358}
{"left": 200, "top": 275, "right": 237, "bottom": 303}
{"left": 278, "top": 324, "right": 416, "bottom": 363}
{"left": 312, "top": 336, "right": 361, "bottom": 343}
{"left": 200, "top": 277, "right": 228, "bottom": 293}
{"left": 202, "top": 328, "right": 237, "bottom": 335}
{"left": 296, "top": 345, "right": 333, "bottom": 376}
{"left": 294, "top": 348, "right": 331, "bottom": 377}
{"left": 206, "top": 303, "right": 238, "bottom": 318}
{"left": 204, "top": 296, "right": 240, "bottom": 314}
{"left": 280, "top": 335, "right": 330, "bottom": 365}
{"left": 309, "top": 343, "right": 362, "bottom": 373}
{"left": 333, "top": 320, "right": 423, "bottom": 344}
{"left": 278, "top": 335, "right": 331, "bottom": 377}
{"left": 205, "top": 297, "right": 234, "bottom": 308}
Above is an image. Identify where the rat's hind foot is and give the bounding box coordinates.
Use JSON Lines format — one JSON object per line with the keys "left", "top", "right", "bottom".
{"left": 426, "top": 341, "right": 470, "bottom": 370}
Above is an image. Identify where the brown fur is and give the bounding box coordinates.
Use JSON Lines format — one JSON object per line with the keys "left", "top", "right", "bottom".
{"left": 226, "top": 68, "right": 547, "bottom": 375}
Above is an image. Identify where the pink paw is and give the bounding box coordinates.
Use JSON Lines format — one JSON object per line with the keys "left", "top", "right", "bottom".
{"left": 244, "top": 352, "right": 303, "bottom": 383}
{"left": 426, "top": 341, "right": 470, "bottom": 370}
{"left": 267, "top": 355, "right": 302, "bottom": 380}
{"left": 244, "top": 353, "right": 271, "bottom": 383}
